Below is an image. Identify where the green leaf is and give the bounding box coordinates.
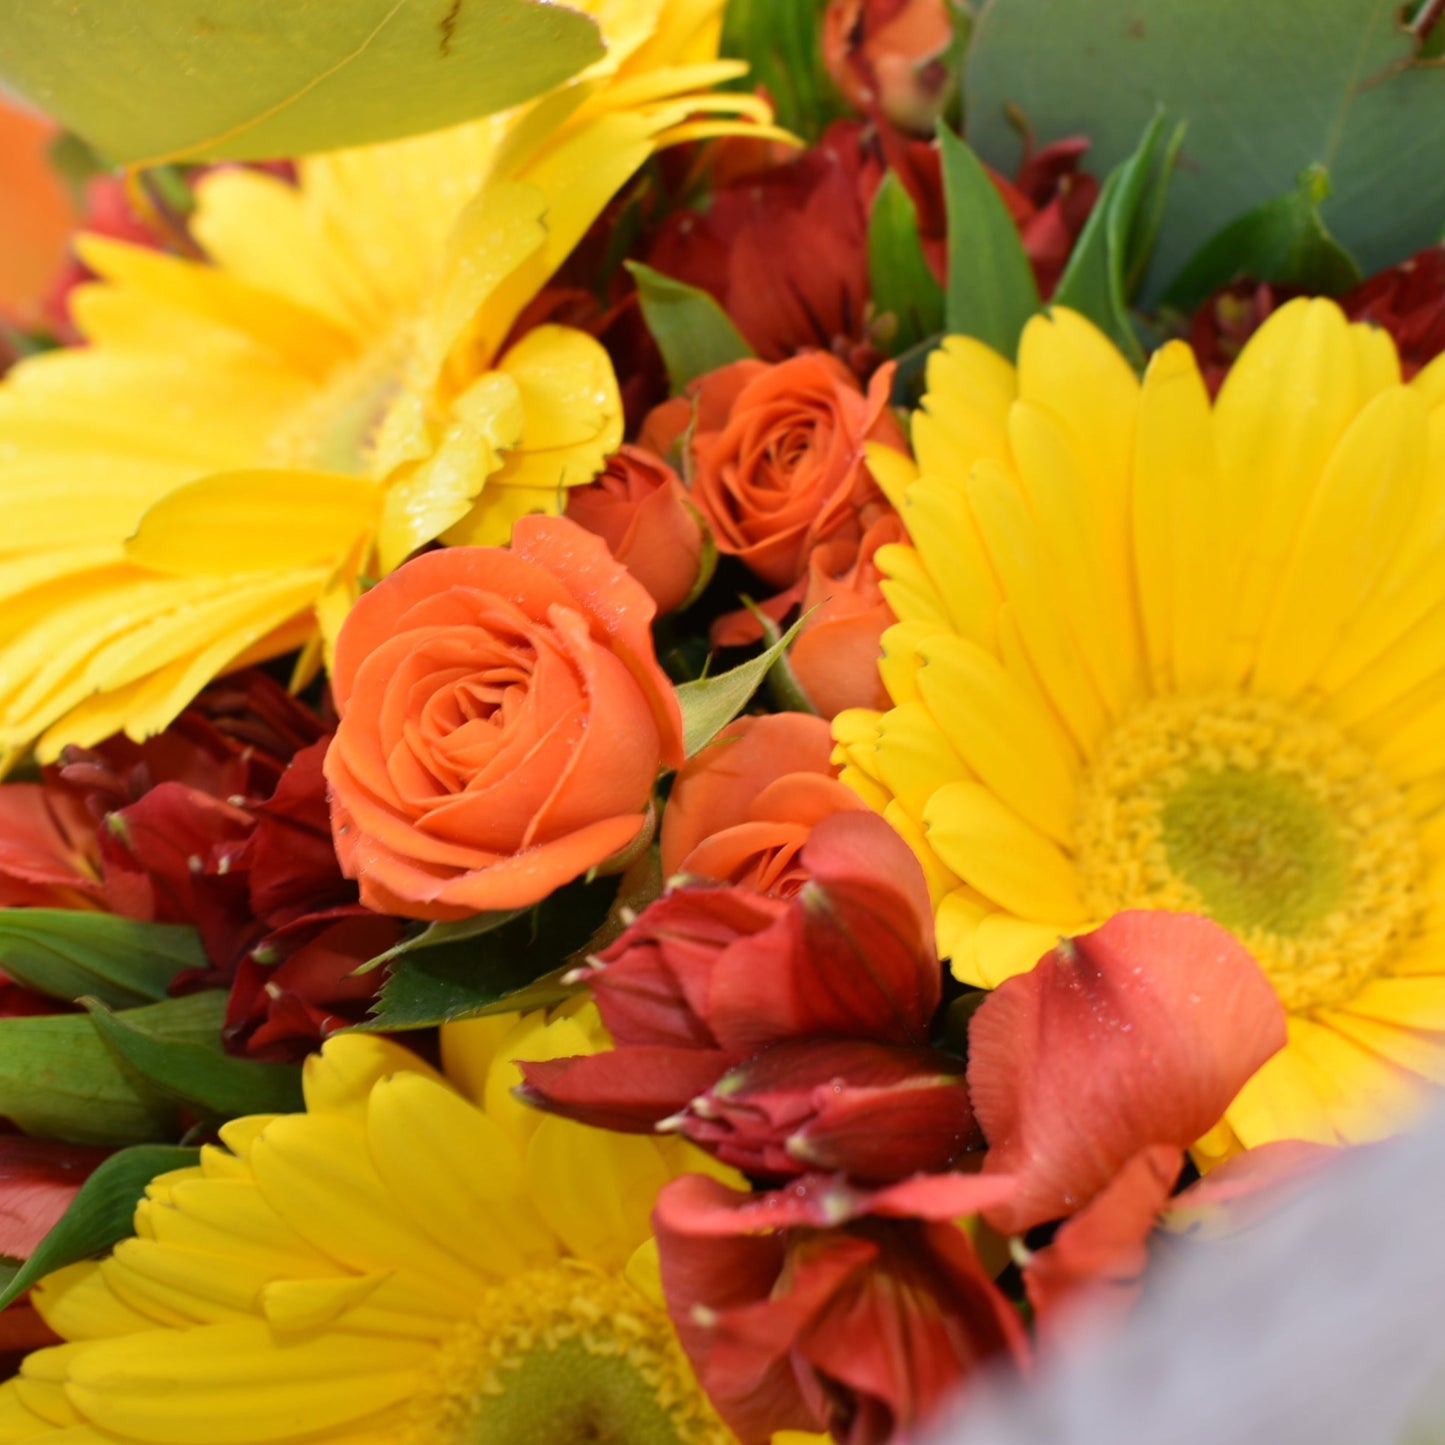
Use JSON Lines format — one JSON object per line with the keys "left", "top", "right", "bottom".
{"left": 84, "top": 992, "right": 303, "bottom": 1120}
{"left": 676, "top": 617, "right": 807, "bottom": 759}
{"left": 868, "top": 171, "right": 946, "bottom": 355}
{"left": 0, "top": 0, "right": 605, "bottom": 166}
{"left": 1161, "top": 165, "right": 1363, "bottom": 311}
{"left": 1051, "top": 111, "right": 1184, "bottom": 367}
{"left": 937, "top": 124, "right": 1040, "bottom": 357}
{"left": 354, "top": 907, "right": 528, "bottom": 976}
{"left": 718, "top": 0, "right": 845, "bottom": 139}
{"left": 965, "top": 0, "right": 1445, "bottom": 298}
{"left": 0, "top": 1145, "right": 198, "bottom": 1311}
{"left": 0, "top": 1009, "right": 177, "bottom": 1145}
{"left": 626, "top": 262, "right": 755, "bottom": 393}
{"left": 360, "top": 876, "right": 617, "bottom": 1030}
{"left": 0, "top": 910, "right": 204, "bottom": 1009}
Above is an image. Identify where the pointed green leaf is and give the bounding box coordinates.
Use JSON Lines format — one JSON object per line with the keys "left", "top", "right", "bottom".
{"left": 0, "top": 1010, "right": 177, "bottom": 1145}
{"left": 353, "top": 907, "right": 528, "bottom": 976}
{"left": 677, "top": 617, "right": 807, "bottom": 759}
{"left": 84, "top": 992, "right": 303, "bottom": 1120}
{"left": 868, "top": 171, "right": 946, "bottom": 355}
{"left": 938, "top": 124, "right": 1040, "bottom": 357}
{"left": 718, "top": 0, "right": 846, "bottom": 139}
{"left": 965, "top": 0, "right": 1445, "bottom": 297}
{"left": 0, "top": 0, "right": 605, "bottom": 166}
{"left": 626, "top": 262, "right": 755, "bottom": 393}
{"left": 360, "top": 876, "right": 617, "bottom": 1030}
{"left": 1162, "top": 165, "right": 1363, "bottom": 311}
{"left": 0, "top": 1145, "right": 198, "bottom": 1311}
{"left": 1052, "top": 112, "right": 1184, "bottom": 367}
{"left": 0, "top": 910, "right": 204, "bottom": 1009}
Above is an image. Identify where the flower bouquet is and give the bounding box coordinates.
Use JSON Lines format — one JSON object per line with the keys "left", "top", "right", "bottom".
{"left": 0, "top": 1, "right": 1441, "bottom": 1441}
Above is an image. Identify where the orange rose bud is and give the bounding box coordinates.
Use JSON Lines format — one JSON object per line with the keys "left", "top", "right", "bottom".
{"left": 660, "top": 712, "right": 867, "bottom": 894}
{"left": 822, "top": 0, "right": 960, "bottom": 136}
{"left": 564, "top": 445, "right": 709, "bottom": 615}
{"left": 324, "top": 516, "right": 684, "bottom": 921}
{"left": 788, "top": 511, "right": 903, "bottom": 718}
{"left": 685, "top": 353, "right": 904, "bottom": 589}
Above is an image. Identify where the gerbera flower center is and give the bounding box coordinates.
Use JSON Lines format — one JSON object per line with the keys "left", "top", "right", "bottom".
{"left": 401, "top": 1262, "right": 732, "bottom": 1445}
{"left": 1074, "top": 694, "right": 1423, "bottom": 1011}
{"left": 262, "top": 331, "right": 410, "bottom": 475}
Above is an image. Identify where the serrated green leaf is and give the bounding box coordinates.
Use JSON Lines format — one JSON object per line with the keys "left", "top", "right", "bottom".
{"left": 718, "top": 0, "right": 845, "bottom": 139}
{"left": 0, "top": 1009, "right": 177, "bottom": 1146}
{"left": 1052, "top": 111, "right": 1183, "bottom": 367}
{"left": 0, "top": 1145, "right": 198, "bottom": 1311}
{"left": 360, "top": 877, "right": 617, "bottom": 1030}
{"left": 868, "top": 171, "right": 946, "bottom": 355}
{"left": 354, "top": 907, "right": 528, "bottom": 976}
{"left": 677, "top": 617, "right": 807, "bottom": 759}
{"left": 0, "top": 0, "right": 604, "bottom": 166}
{"left": 0, "top": 910, "right": 204, "bottom": 1009}
{"left": 1162, "top": 164, "right": 1363, "bottom": 311}
{"left": 938, "top": 124, "right": 1040, "bottom": 357}
{"left": 84, "top": 992, "right": 303, "bottom": 1120}
{"left": 626, "top": 262, "right": 755, "bottom": 393}
{"left": 965, "top": 0, "right": 1445, "bottom": 298}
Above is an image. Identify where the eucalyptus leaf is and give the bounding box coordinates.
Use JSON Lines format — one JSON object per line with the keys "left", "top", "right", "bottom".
{"left": 0, "top": 1009, "right": 177, "bottom": 1145}
{"left": 360, "top": 876, "right": 617, "bottom": 1030}
{"left": 965, "top": 0, "right": 1445, "bottom": 297}
{"left": 0, "top": 0, "right": 605, "bottom": 166}
{"left": 677, "top": 617, "right": 806, "bottom": 759}
{"left": 938, "top": 124, "right": 1040, "bottom": 357}
{"left": 1161, "top": 165, "right": 1363, "bottom": 311}
{"left": 626, "top": 262, "right": 755, "bottom": 393}
{"left": 84, "top": 992, "right": 303, "bottom": 1120}
{"left": 868, "top": 171, "right": 946, "bottom": 355}
{"left": 0, "top": 910, "right": 204, "bottom": 1009}
{"left": 0, "top": 1145, "right": 198, "bottom": 1311}
{"left": 1051, "top": 111, "right": 1184, "bottom": 366}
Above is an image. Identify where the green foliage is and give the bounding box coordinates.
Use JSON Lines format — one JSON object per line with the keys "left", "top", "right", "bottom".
{"left": 1052, "top": 112, "right": 1185, "bottom": 366}
{"left": 677, "top": 618, "right": 806, "bottom": 758}
{"left": 0, "top": 910, "right": 204, "bottom": 1009}
{"left": 938, "top": 125, "right": 1040, "bottom": 357}
{"left": 0, "top": 0, "right": 604, "bottom": 165}
{"left": 1162, "top": 166, "right": 1363, "bottom": 311}
{"left": 719, "top": 0, "right": 846, "bottom": 138}
{"left": 626, "top": 262, "right": 755, "bottom": 393}
{"left": 965, "top": 0, "right": 1445, "bottom": 295}
{"left": 360, "top": 877, "right": 618, "bottom": 1030}
{"left": 0, "top": 1146, "right": 199, "bottom": 1311}
{"left": 868, "top": 171, "right": 946, "bottom": 355}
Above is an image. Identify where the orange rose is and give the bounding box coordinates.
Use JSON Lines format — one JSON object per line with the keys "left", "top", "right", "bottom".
{"left": 325, "top": 516, "right": 684, "bottom": 920}
{"left": 788, "top": 512, "right": 902, "bottom": 718}
{"left": 684, "top": 353, "right": 903, "bottom": 588}
{"left": 822, "top": 0, "right": 961, "bottom": 135}
{"left": 564, "top": 445, "right": 709, "bottom": 615}
{"left": 660, "top": 712, "right": 867, "bottom": 895}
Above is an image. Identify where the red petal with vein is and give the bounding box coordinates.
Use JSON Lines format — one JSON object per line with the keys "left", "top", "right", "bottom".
{"left": 517, "top": 1046, "right": 739, "bottom": 1132}
{"left": 968, "top": 910, "right": 1286, "bottom": 1234}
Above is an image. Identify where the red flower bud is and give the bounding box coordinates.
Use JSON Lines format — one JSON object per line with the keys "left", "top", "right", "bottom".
{"left": 822, "top": 0, "right": 961, "bottom": 136}
{"left": 565, "top": 445, "right": 709, "bottom": 615}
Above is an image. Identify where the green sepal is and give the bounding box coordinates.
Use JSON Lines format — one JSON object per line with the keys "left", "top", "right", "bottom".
{"left": 0, "top": 1145, "right": 199, "bottom": 1311}
{"left": 938, "top": 124, "right": 1041, "bottom": 358}
{"left": 626, "top": 262, "right": 755, "bottom": 394}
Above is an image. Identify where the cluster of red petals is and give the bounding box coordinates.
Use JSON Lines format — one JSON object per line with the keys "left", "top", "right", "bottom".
{"left": 324, "top": 517, "right": 684, "bottom": 922}
{"left": 659, "top": 712, "right": 867, "bottom": 895}
{"left": 0, "top": 672, "right": 400, "bottom": 1060}
{"left": 1190, "top": 245, "right": 1445, "bottom": 390}
{"left": 645, "top": 120, "right": 1096, "bottom": 367}
{"left": 612, "top": 909, "right": 1289, "bottom": 1444}
{"left": 520, "top": 810, "right": 975, "bottom": 1182}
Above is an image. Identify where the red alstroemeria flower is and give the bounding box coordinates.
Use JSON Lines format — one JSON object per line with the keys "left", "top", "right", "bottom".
{"left": 654, "top": 1169, "right": 1027, "bottom": 1445}
{"left": 520, "top": 811, "right": 946, "bottom": 1181}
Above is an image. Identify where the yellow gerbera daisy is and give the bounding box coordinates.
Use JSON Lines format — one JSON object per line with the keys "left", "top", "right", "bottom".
{"left": 835, "top": 299, "right": 1445, "bottom": 1154}
{"left": 0, "top": 0, "right": 774, "bottom": 762}
{"left": 0, "top": 1004, "right": 798, "bottom": 1444}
